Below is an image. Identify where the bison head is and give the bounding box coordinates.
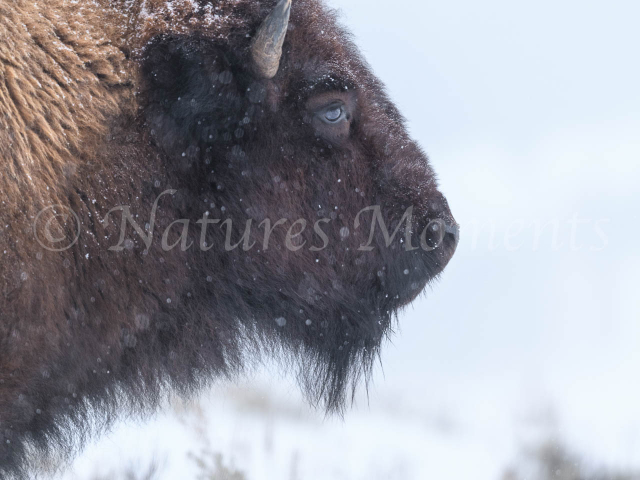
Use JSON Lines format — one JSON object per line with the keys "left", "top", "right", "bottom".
{"left": 139, "top": 0, "right": 458, "bottom": 408}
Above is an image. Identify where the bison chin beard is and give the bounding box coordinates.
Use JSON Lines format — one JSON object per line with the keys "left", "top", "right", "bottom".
{"left": 218, "top": 272, "right": 398, "bottom": 414}
{"left": 257, "top": 306, "right": 392, "bottom": 414}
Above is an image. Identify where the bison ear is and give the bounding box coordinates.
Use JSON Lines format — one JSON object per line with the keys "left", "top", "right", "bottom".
{"left": 250, "top": 0, "right": 291, "bottom": 79}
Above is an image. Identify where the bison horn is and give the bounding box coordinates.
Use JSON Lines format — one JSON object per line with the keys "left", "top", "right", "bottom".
{"left": 251, "top": 0, "right": 292, "bottom": 79}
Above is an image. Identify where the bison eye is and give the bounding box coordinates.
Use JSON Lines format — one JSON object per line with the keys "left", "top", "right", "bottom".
{"left": 320, "top": 103, "right": 346, "bottom": 124}
{"left": 306, "top": 94, "right": 353, "bottom": 143}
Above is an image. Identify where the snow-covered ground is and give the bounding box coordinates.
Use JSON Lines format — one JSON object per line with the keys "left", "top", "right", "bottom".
{"left": 55, "top": 378, "right": 520, "bottom": 480}
{"left": 48, "top": 0, "right": 640, "bottom": 478}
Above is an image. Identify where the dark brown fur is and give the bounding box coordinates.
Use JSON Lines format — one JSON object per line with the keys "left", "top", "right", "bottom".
{"left": 0, "top": 0, "right": 457, "bottom": 476}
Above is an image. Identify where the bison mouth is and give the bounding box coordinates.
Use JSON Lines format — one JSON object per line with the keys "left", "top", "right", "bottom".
{"left": 384, "top": 219, "right": 460, "bottom": 309}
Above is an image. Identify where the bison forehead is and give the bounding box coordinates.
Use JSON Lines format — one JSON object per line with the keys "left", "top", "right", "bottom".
{"left": 127, "top": 0, "right": 364, "bottom": 79}
{"left": 125, "top": 0, "right": 252, "bottom": 45}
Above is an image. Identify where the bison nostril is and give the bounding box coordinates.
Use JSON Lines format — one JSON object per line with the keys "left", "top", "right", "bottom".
{"left": 444, "top": 221, "right": 460, "bottom": 248}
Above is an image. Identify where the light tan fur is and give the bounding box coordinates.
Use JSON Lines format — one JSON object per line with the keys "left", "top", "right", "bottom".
{"left": 0, "top": 0, "right": 131, "bottom": 209}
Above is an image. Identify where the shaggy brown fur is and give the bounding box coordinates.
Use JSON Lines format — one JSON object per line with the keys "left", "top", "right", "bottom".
{"left": 0, "top": 0, "right": 458, "bottom": 476}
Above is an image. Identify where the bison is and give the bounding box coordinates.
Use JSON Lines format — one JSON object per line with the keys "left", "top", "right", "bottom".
{"left": 0, "top": 0, "right": 458, "bottom": 475}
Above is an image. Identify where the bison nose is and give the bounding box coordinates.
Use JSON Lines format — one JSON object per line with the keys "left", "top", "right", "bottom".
{"left": 424, "top": 193, "right": 458, "bottom": 253}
